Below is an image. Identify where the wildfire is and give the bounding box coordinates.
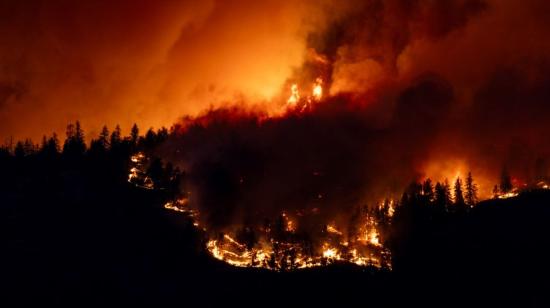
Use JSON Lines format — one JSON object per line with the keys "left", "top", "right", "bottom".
{"left": 287, "top": 84, "right": 300, "bottom": 105}
{"left": 127, "top": 152, "right": 154, "bottom": 189}
{"left": 326, "top": 225, "right": 343, "bottom": 235}
{"left": 130, "top": 153, "right": 391, "bottom": 271}
{"left": 282, "top": 212, "right": 296, "bottom": 232}
{"left": 322, "top": 246, "right": 340, "bottom": 260}
{"left": 537, "top": 181, "right": 549, "bottom": 190}
{"left": 165, "top": 199, "right": 391, "bottom": 270}
{"left": 285, "top": 77, "right": 324, "bottom": 111}
{"left": 364, "top": 229, "right": 381, "bottom": 247}
{"left": 312, "top": 78, "right": 323, "bottom": 101}
{"left": 497, "top": 191, "right": 519, "bottom": 199}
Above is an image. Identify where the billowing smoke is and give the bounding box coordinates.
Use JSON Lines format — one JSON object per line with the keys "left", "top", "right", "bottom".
{"left": 152, "top": 0, "right": 550, "bottom": 232}
{"left": 2, "top": 1, "right": 550, "bottom": 229}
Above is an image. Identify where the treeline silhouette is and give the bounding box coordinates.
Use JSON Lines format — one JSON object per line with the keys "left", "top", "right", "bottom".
{"left": 1, "top": 122, "right": 209, "bottom": 306}
{"left": 1, "top": 122, "right": 549, "bottom": 307}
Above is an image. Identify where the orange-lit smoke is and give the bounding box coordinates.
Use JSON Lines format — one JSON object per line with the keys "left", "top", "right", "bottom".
{"left": 0, "top": 0, "right": 339, "bottom": 140}
{"left": 2, "top": 0, "right": 550, "bottom": 192}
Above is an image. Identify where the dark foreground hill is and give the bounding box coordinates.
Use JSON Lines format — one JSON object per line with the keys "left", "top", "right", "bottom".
{"left": 2, "top": 156, "right": 549, "bottom": 307}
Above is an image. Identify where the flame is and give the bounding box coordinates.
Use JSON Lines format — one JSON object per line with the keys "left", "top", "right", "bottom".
{"left": 537, "top": 181, "right": 549, "bottom": 189}
{"left": 287, "top": 84, "right": 300, "bottom": 105}
{"left": 497, "top": 191, "right": 519, "bottom": 199}
{"left": 326, "top": 224, "right": 343, "bottom": 235}
{"left": 366, "top": 229, "right": 381, "bottom": 247}
{"left": 285, "top": 77, "right": 323, "bottom": 112}
{"left": 322, "top": 246, "right": 340, "bottom": 259}
{"left": 312, "top": 78, "right": 323, "bottom": 101}
{"left": 133, "top": 153, "right": 392, "bottom": 271}
{"left": 388, "top": 200, "right": 395, "bottom": 217}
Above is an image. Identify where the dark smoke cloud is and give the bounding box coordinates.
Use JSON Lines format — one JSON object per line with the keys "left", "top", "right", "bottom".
{"left": 154, "top": 0, "right": 550, "bottom": 232}
{"left": 2, "top": 0, "right": 550, "bottom": 228}
{"left": 158, "top": 75, "right": 457, "bottom": 229}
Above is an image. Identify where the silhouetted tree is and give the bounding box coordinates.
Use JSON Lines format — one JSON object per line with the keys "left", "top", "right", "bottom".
{"left": 110, "top": 125, "right": 122, "bottom": 149}
{"left": 157, "top": 127, "right": 169, "bottom": 142}
{"left": 130, "top": 123, "right": 139, "bottom": 146}
{"left": 465, "top": 172, "right": 478, "bottom": 207}
{"left": 75, "top": 121, "right": 85, "bottom": 145}
{"left": 14, "top": 141, "right": 25, "bottom": 158}
{"left": 443, "top": 179, "right": 452, "bottom": 210}
{"left": 143, "top": 128, "right": 157, "bottom": 149}
{"left": 63, "top": 122, "right": 86, "bottom": 156}
{"left": 40, "top": 136, "right": 47, "bottom": 151}
{"left": 434, "top": 181, "right": 451, "bottom": 212}
{"left": 0, "top": 145, "right": 10, "bottom": 160}
{"left": 422, "top": 178, "right": 434, "bottom": 203}
{"left": 39, "top": 134, "right": 59, "bottom": 159}
{"left": 24, "top": 139, "right": 36, "bottom": 155}
{"left": 454, "top": 177, "right": 466, "bottom": 213}
{"left": 147, "top": 157, "right": 164, "bottom": 187}
{"left": 500, "top": 166, "right": 513, "bottom": 193}
{"left": 99, "top": 125, "right": 110, "bottom": 149}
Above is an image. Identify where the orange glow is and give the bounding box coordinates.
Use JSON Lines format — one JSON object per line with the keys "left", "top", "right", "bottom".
{"left": 312, "top": 78, "right": 323, "bottom": 101}
{"left": 420, "top": 158, "right": 493, "bottom": 199}
{"left": 326, "top": 224, "right": 343, "bottom": 235}
{"left": 287, "top": 84, "right": 300, "bottom": 106}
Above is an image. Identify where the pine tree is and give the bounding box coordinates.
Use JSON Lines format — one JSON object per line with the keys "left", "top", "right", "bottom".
{"left": 443, "top": 179, "right": 452, "bottom": 206}
{"left": 465, "top": 172, "right": 478, "bottom": 207}
{"left": 434, "top": 182, "right": 448, "bottom": 214}
{"left": 110, "top": 125, "right": 122, "bottom": 148}
{"left": 454, "top": 177, "right": 465, "bottom": 205}
{"left": 63, "top": 122, "right": 86, "bottom": 156}
{"left": 75, "top": 121, "right": 85, "bottom": 148}
{"left": 20, "top": 139, "right": 35, "bottom": 155}
{"left": 454, "top": 177, "right": 467, "bottom": 213}
{"left": 41, "top": 136, "right": 48, "bottom": 151}
{"left": 144, "top": 128, "right": 157, "bottom": 149}
{"left": 39, "top": 134, "right": 59, "bottom": 158}
{"left": 63, "top": 123, "right": 75, "bottom": 154}
{"left": 14, "top": 141, "right": 25, "bottom": 158}
{"left": 99, "top": 125, "right": 110, "bottom": 149}
{"left": 422, "top": 178, "right": 434, "bottom": 203}
{"left": 130, "top": 123, "right": 139, "bottom": 146}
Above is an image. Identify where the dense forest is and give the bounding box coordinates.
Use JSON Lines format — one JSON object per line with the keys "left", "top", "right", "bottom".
{"left": 2, "top": 122, "right": 549, "bottom": 307}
